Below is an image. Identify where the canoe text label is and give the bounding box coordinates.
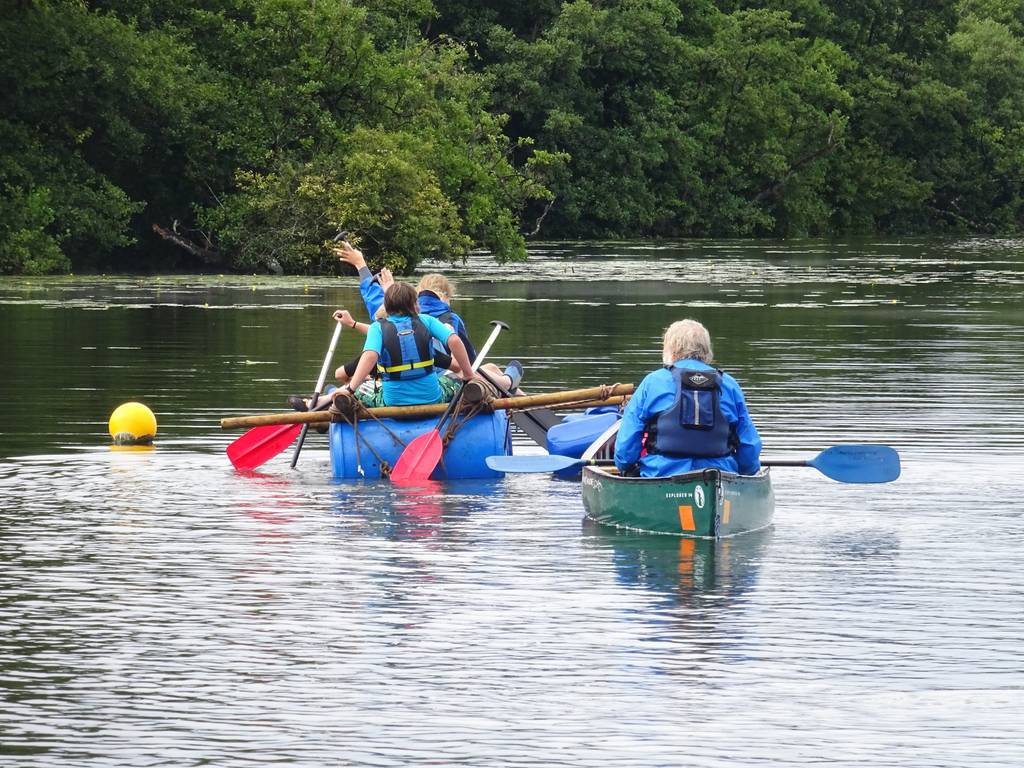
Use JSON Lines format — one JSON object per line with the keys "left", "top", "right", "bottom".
{"left": 663, "top": 486, "right": 706, "bottom": 509}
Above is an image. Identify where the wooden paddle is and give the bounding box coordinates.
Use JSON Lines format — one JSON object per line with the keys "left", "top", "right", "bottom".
{"left": 227, "top": 320, "right": 342, "bottom": 472}
{"left": 389, "top": 320, "right": 507, "bottom": 483}
{"left": 485, "top": 444, "right": 902, "bottom": 484}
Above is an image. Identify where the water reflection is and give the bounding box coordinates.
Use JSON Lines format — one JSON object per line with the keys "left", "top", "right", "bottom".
{"left": 583, "top": 520, "right": 772, "bottom": 605}
{"left": 581, "top": 522, "right": 775, "bottom": 677}
{"left": 108, "top": 444, "right": 155, "bottom": 453}
{"left": 234, "top": 469, "right": 304, "bottom": 530}
{"left": 330, "top": 479, "right": 501, "bottom": 542}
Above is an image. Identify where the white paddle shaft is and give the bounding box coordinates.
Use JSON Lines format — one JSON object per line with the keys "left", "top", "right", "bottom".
{"left": 472, "top": 322, "right": 506, "bottom": 371}
{"left": 311, "top": 321, "right": 343, "bottom": 396}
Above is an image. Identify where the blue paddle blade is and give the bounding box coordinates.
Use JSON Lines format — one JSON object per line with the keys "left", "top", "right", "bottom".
{"left": 485, "top": 454, "right": 585, "bottom": 473}
{"left": 810, "top": 444, "right": 901, "bottom": 483}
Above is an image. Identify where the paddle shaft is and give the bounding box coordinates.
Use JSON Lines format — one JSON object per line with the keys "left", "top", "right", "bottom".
{"left": 570, "top": 459, "right": 821, "bottom": 468}
{"left": 292, "top": 225, "right": 348, "bottom": 468}
{"left": 543, "top": 457, "right": 874, "bottom": 470}
{"left": 290, "top": 320, "right": 344, "bottom": 468}
{"left": 472, "top": 320, "right": 507, "bottom": 370}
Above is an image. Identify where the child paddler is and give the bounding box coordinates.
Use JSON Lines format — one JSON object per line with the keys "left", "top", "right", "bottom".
{"left": 329, "top": 241, "right": 520, "bottom": 392}
{"left": 338, "top": 281, "right": 479, "bottom": 408}
{"left": 287, "top": 243, "right": 522, "bottom": 412}
{"left": 334, "top": 241, "right": 476, "bottom": 368}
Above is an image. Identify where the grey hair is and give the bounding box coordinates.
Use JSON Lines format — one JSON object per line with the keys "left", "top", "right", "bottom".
{"left": 662, "top": 319, "right": 713, "bottom": 364}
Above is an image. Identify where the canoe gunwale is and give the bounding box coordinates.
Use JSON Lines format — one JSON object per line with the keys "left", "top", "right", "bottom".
{"left": 583, "top": 465, "right": 771, "bottom": 485}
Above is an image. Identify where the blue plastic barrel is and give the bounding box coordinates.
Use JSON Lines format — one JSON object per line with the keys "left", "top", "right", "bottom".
{"left": 329, "top": 410, "right": 511, "bottom": 480}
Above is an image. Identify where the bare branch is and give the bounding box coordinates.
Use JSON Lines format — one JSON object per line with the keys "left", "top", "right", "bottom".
{"left": 524, "top": 198, "right": 555, "bottom": 237}
{"left": 753, "top": 123, "right": 840, "bottom": 204}
{"left": 152, "top": 223, "right": 222, "bottom": 264}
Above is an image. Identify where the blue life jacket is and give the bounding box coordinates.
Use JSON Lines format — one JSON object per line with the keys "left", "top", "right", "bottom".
{"left": 418, "top": 291, "right": 478, "bottom": 363}
{"left": 432, "top": 308, "right": 454, "bottom": 358}
{"left": 377, "top": 317, "right": 434, "bottom": 381}
{"left": 644, "top": 366, "right": 734, "bottom": 458}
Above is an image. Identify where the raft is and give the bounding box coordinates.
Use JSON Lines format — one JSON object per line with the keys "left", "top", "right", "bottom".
{"left": 328, "top": 410, "right": 511, "bottom": 480}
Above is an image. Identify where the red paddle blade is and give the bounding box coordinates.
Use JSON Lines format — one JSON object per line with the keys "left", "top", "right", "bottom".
{"left": 227, "top": 423, "right": 302, "bottom": 471}
{"left": 390, "top": 429, "right": 443, "bottom": 483}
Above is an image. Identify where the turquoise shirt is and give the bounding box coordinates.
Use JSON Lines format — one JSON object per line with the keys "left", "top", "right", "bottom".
{"left": 363, "top": 314, "right": 454, "bottom": 406}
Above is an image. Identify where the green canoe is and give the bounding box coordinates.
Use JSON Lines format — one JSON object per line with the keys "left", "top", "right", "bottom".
{"left": 580, "top": 465, "right": 774, "bottom": 538}
{"left": 575, "top": 419, "right": 774, "bottom": 538}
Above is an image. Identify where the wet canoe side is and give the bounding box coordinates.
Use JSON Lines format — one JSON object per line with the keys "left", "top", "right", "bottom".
{"left": 580, "top": 466, "right": 774, "bottom": 538}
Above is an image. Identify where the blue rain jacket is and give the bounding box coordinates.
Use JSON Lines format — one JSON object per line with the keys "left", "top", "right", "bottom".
{"left": 615, "top": 359, "right": 762, "bottom": 478}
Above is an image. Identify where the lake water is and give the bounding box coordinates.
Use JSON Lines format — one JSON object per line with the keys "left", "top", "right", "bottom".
{"left": 2, "top": 239, "right": 1023, "bottom": 766}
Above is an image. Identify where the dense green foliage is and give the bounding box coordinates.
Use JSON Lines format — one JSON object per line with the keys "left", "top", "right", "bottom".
{"left": 4, "top": 0, "right": 1024, "bottom": 274}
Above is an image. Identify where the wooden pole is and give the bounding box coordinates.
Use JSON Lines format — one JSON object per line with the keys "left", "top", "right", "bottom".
{"left": 487, "top": 383, "right": 633, "bottom": 411}
{"left": 220, "top": 383, "right": 634, "bottom": 430}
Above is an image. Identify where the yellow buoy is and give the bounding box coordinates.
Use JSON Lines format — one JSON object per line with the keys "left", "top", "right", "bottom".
{"left": 109, "top": 402, "right": 157, "bottom": 445}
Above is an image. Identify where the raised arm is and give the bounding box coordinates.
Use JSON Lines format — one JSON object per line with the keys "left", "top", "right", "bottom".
{"left": 334, "top": 242, "right": 385, "bottom": 319}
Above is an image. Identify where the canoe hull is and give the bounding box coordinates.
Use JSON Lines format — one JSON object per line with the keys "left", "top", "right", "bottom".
{"left": 329, "top": 410, "right": 511, "bottom": 480}
{"left": 580, "top": 466, "right": 774, "bottom": 538}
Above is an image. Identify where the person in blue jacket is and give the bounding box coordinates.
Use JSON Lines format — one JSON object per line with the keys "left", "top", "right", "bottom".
{"left": 614, "top": 319, "right": 762, "bottom": 478}
{"left": 337, "top": 281, "right": 480, "bottom": 408}
{"left": 335, "top": 242, "right": 476, "bottom": 368}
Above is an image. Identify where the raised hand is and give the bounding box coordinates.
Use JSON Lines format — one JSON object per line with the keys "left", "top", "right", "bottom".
{"left": 333, "top": 241, "right": 366, "bottom": 271}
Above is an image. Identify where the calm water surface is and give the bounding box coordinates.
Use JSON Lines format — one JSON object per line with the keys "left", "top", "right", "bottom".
{"left": 2, "top": 239, "right": 1023, "bottom": 766}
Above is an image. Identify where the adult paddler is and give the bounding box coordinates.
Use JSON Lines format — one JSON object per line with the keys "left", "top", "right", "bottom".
{"left": 614, "top": 319, "right": 762, "bottom": 478}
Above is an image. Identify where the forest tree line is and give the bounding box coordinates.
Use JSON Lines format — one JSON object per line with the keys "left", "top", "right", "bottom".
{"left": 3, "top": 0, "right": 1024, "bottom": 275}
